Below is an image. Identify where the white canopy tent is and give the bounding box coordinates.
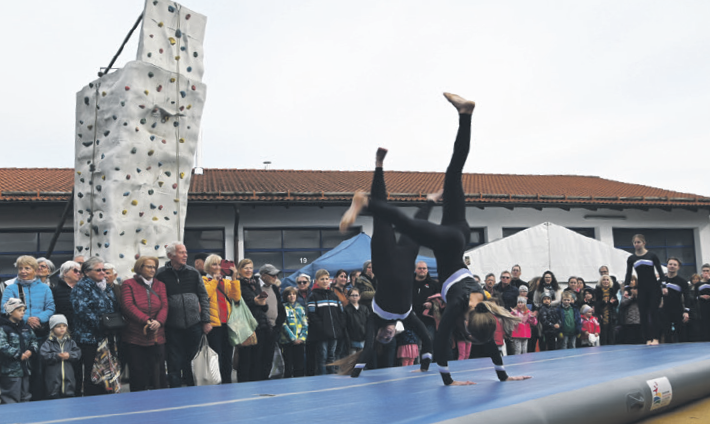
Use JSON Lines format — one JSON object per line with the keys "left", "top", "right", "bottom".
{"left": 465, "top": 222, "right": 633, "bottom": 284}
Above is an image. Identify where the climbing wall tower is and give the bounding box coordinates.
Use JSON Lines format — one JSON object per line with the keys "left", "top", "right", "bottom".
{"left": 73, "top": 0, "right": 207, "bottom": 278}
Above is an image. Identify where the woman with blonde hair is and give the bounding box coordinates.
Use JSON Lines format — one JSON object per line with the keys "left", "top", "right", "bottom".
{"left": 203, "top": 254, "right": 241, "bottom": 384}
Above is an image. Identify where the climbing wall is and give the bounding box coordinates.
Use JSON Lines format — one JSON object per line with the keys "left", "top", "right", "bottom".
{"left": 73, "top": 0, "right": 207, "bottom": 279}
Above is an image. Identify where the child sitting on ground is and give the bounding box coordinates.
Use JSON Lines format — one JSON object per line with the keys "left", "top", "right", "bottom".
{"left": 580, "top": 305, "right": 600, "bottom": 347}
{"left": 510, "top": 296, "right": 538, "bottom": 355}
{"left": 0, "top": 298, "right": 38, "bottom": 404}
{"left": 40, "top": 314, "right": 81, "bottom": 398}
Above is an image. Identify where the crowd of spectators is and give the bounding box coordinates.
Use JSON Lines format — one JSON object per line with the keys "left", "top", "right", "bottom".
{"left": 2, "top": 248, "right": 710, "bottom": 403}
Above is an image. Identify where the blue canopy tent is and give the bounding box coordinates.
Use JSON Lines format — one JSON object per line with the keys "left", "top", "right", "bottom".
{"left": 282, "top": 233, "right": 437, "bottom": 288}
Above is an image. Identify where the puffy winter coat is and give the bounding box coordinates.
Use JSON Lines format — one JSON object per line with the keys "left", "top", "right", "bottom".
{"left": 40, "top": 333, "right": 81, "bottom": 398}
{"left": 307, "top": 288, "right": 345, "bottom": 341}
{"left": 280, "top": 302, "right": 308, "bottom": 344}
{"left": 70, "top": 277, "right": 119, "bottom": 345}
{"left": 203, "top": 275, "right": 241, "bottom": 327}
{"left": 156, "top": 263, "right": 210, "bottom": 329}
{"left": 1, "top": 278, "right": 55, "bottom": 334}
{"left": 120, "top": 276, "right": 168, "bottom": 346}
{"left": 0, "top": 316, "right": 38, "bottom": 377}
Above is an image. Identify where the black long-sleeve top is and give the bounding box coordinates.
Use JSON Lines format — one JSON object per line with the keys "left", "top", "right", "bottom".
{"left": 435, "top": 275, "right": 508, "bottom": 385}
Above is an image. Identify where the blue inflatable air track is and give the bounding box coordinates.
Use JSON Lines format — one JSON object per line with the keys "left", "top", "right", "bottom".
{"left": 3, "top": 343, "right": 710, "bottom": 424}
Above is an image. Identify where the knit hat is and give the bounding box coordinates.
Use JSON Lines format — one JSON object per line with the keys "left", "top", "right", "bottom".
{"left": 517, "top": 296, "right": 528, "bottom": 303}
{"left": 3, "top": 298, "right": 25, "bottom": 314}
{"left": 581, "top": 305, "right": 593, "bottom": 314}
{"left": 49, "top": 314, "right": 68, "bottom": 330}
{"left": 518, "top": 285, "right": 529, "bottom": 293}
{"left": 542, "top": 291, "right": 552, "bottom": 300}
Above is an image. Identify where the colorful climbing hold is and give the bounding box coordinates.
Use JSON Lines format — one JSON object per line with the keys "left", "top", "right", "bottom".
{"left": 187, "top": 67, "right": 192, "bottom": 72}
{"left": 144, "top": 90, "right": 149, "bottom": 95}
{"left": 131, "top": 147, "right": 137, "bottom": 154}
{"left": 180, "top": 172, "right": 185, "bottom": 179}
{"left": 158, "top": 21, "right": 164, "bottom": 27}
{"left": 148, "top": 149, "right": 155, "bottom": 156}
{"left": 186, "top": 14, "right": 191, "bottom": 20}
{"left": 148, "top": 189, "right": 154, "bottom": 195}
{"left": 136, "top": 168, "right": 142, "bottom": 173}
{"left": 125, "top": 86, "right": 130, "bottom": 91}
{"left": 165, "top": 171, "right": 172, "bottom": 177}
{"left": 150, "top": 203, "right": 157, "bottom": 209}
{"left": 158, "top": 181, "right": 164, "bottom": 187}
{"left": 172, "top": 183, "right": 178, "bottom": 189}
{"left": 193, "top": 52, "right": 198, "bottom": 58}
{"left": 141, "top": 239, "right": 148, "bottom": 245}
{"left": 180, "top": 91, "right": 186, "bottom": 98}
{"left": 176, "top": 29, "right": 182, "bottom": 38}
{"left": 179, "top": 138, "right": 185, "bottom": 143}
{"left": 169, "top": 37, "right": 176, "bottom": 45}
{"left": 158, "top": 205, "right": 164, "bottom": 210}
{"left": 132, "top": 200, "right": 138, "bottom": 206}
{"left": 168, "top": 5, "right": 175, "bottom": 12}
{"left": 157, "top": 85, "right": 162, "bottom": 92}
{"left": 139, "top": 212, "right": 144, "bottom": 217}
{"left": 148, "top": 72, "right": 154, "bottom": 78}
{"left": 122, "top": 210, "right": 127, "bottom": 215}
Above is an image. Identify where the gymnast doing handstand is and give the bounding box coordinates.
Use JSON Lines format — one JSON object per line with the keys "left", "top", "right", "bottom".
{"left": 334, "top": 147, "right": 433, "bottom": 376}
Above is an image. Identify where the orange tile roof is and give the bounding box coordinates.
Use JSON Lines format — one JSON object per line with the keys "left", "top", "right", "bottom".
{"left": 1, "top": 168, "right": 709, "bottom": 210}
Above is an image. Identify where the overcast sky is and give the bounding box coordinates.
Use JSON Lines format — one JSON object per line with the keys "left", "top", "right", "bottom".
{"left": 2, "top": 0, "right": 708, "bottom": 196}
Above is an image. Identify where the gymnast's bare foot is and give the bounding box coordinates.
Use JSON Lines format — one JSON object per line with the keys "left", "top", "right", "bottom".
{"left": 340, "top": 191, "right": 368, "bottom": 233}
{"left": 427, "top": 189, "right": 444, "bottom": 203}
{"left": 444, "top": 92, "right": 475, "bottom": 114}
{"left": 376, "top": 148, "right": 388, "bottom": 168}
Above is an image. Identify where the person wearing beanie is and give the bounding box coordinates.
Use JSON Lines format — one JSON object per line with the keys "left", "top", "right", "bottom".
{"left": 537, "top": 292, "right": 559, "bottom": 352}
{"left": 580, "top": 305, "right": 601, "bottom": 347}
{"left": 510, "top": 296, "right": 538, "bottom": 355}
{"left": 0, "top": 298, "right": 38, "bottom": 403}
{"left": 40, "top": 314, "right": 81, "bottom": 398}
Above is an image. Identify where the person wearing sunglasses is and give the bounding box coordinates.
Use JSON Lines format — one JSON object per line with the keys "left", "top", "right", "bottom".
{"left": 51, "top": 261, "right": 82, "bottom": 395}
{"left": 70, "top": 256, "right": 120, "bottom": 396}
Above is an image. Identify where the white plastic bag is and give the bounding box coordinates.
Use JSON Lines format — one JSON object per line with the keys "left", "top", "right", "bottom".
{"left": 191, "top": 335, "right": 222, "bottom": 386}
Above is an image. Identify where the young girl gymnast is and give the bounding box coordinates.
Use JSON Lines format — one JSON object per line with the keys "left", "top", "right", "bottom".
{"left": 335, "top": 148, "right": 433, "bottom": 377}
{"left": 341, "top": 93, "right": 530, "bottom": 385}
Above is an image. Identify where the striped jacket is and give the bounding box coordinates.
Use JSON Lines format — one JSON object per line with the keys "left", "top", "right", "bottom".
{"left": 306, "top": 288, "right": 345, "bottom": 342}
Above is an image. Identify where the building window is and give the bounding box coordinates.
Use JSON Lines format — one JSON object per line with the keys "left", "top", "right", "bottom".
{"left": 503, "top": 227, "right": 596, "bottom": 239}
{"left": 613, "top": 228, "right": 696, "bottom": 278}
{"left": 0, "top": 230, "right": 74, "bottom": 280}
{"left": 244, "top": 227, "right": 360, "bottom": 276}
{"left": 418, "top": 228, "right": 485, "bottom": 258}
{"left": 184, "top": 228, "right": 225, "bottom": 266}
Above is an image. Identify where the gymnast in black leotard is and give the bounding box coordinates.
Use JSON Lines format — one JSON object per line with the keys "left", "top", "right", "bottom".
{"left": 340, "top": 93, "right": 530, "bottom": 386}
{"left": 336, "top": 148, "right": 433, "bottom": 377}
{"left": 624, "top": 234, "right": 665, "bottom": 345}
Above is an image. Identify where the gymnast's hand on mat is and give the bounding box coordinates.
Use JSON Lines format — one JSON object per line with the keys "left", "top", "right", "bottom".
{"left": 504, "top": 375, "right": 532, "bottom": 381}
{"left": 449, "top": 380, "right": 476, "bottom": 386}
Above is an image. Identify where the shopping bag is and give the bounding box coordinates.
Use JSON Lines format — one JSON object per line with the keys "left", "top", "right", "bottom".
{"left": 191, "top": 335, "right": 222, "bottom": 386}
{"left": 227, "top": 299, "right": 259, "bottom": 346}
{"left": 91, "top": 337, "right": 122, "bottom": 393}
{"left": 269, "top": 345, "right": 285, "bottom": 379}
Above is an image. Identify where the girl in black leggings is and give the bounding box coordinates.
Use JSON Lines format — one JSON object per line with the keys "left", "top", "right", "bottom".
{"left": 337, "top": 148, "right": 433, "bottom": 377}
{"left": 341, "top": 93, "right": 529, "bottom": 385}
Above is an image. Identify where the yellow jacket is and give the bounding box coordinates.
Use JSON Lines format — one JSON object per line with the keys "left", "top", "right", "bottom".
{"left": 202, "top": 275, "right": 242, "bottom": 327}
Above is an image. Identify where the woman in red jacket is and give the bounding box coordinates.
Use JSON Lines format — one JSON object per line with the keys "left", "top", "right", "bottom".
{"left": 120, "top": 256, "right": 168, "bottom": 391}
